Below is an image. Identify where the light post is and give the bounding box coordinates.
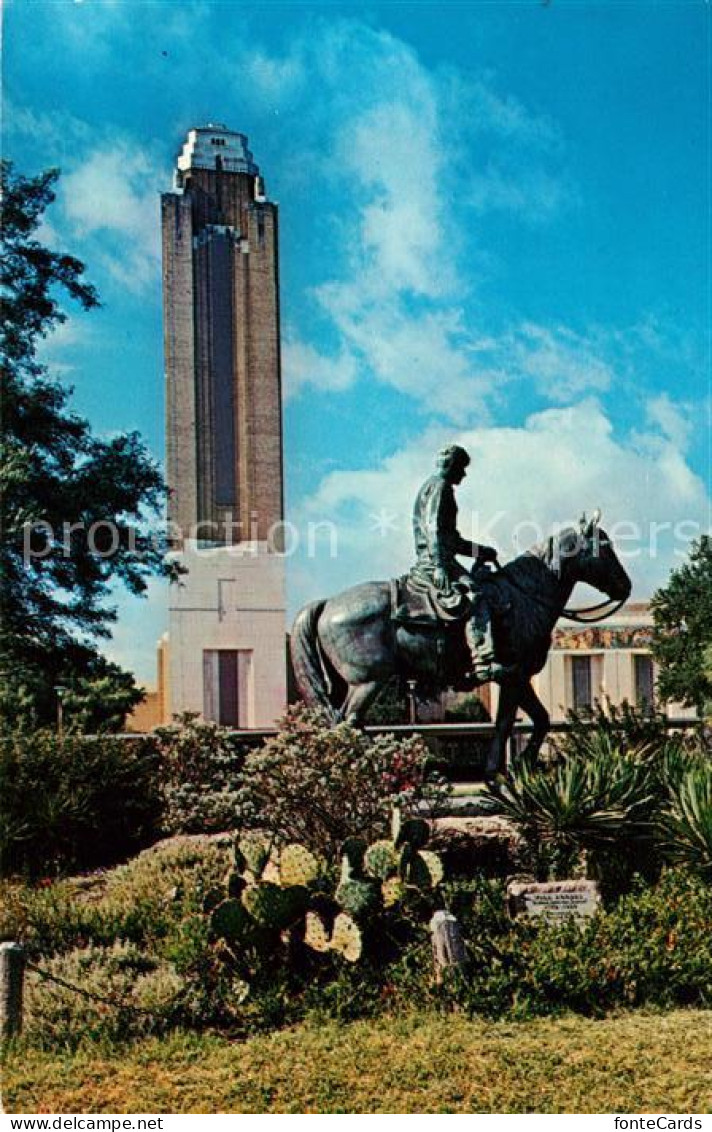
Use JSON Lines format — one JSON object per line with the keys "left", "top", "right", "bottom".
{"left": 406, "top": 679, "right": 418, "bottom": 725}
{"left": 54, "top": 685, "right": 67, "bottom": 739}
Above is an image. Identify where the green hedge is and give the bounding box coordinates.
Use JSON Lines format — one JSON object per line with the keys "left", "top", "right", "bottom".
{"left": 0, "top": 732, "right": 162, "bottom": 877}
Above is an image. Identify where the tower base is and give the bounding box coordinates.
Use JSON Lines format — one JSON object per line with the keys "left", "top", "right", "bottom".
{"left": 165, "top": 540, "right": 287, "bottom": 729}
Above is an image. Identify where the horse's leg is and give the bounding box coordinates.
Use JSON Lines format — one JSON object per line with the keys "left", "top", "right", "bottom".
{"left": 486, "top": 680, "right": 520, "bottom": 777}
{"left": 341, "top": 681, "right": 382, "bottom": 726}
{"left": 516, "top": 680, "right": 550, "bottom": 762}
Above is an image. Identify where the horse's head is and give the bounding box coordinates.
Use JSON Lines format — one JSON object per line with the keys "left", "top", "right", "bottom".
{"left": 550, "top": 510, "right": 632, "bottom": 601}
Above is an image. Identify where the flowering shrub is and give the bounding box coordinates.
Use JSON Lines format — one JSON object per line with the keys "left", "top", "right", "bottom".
{"left": 233, "top": 705, "right": 448, "bottom": 861}
{"left": 155, "top": 714, "right": 249, "bottom": 834}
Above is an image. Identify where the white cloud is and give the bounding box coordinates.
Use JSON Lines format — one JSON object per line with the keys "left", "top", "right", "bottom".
{"left": 504, "top": 323, "right": 614, "bottom": 400}
{"left": 36, "top": 317, "right": 94, "bottom": 377}
{"left": 282, "top": 338, "right": 358, "bottom": 397}
{"left": 315, "top": 289, "right": 498, "bottom": 418}
{"left": 289, "top": 399, "right": 710, "bottom": 614}
{"left": 60, "top": 143, "right": 163, "bottom": 292}
{"left": 644, "top": 393, "right": 694, "bottom": 453}
{"left": 241, "top": 21, "right": 571, "bottom": 410}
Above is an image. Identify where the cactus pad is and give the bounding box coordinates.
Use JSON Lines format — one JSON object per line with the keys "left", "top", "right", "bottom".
{"left": 364, "top": 840, "right": 399, "bottom": 880}
{"left": 304, "top": 910, "right": 331, "bottom": 953}
{"left": 396, "top": 817, "right": 429, "bottom": 850}
{"left": 242, "top": 882, "right": 307, "bottom": 929}
{"left": 232, "top": 841, "right": 247, "bottom": 873}
{"left": 238, "top": 836, "right": 272, "bottom": 878}
{"left": 341, "top": 836, "right": 367, "bottom": 873}
{"left": 279, "top": 844, "right": 320, "bottom": 887}
{"left": 335, "top": 876, "right": 380, "bottom": 920}
{"left": 408, "top": 849, "right": 444, "bottom": 888}
{"left": 261, "top": 858, "right": 282, "bottom": 885}
{"left": 330, "top": 913, "right": 363, "bottom": 962}
{"left": 381, "top": 876, "right": 407, "bottom": 907}
{"left": 211, "top": 898, "right": 252, "bottom": 942}
{"left": 225, "top": 870, "right": 246, "bottom": 899}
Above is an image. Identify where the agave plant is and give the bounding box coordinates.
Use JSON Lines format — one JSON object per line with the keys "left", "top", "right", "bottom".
{"left": 657, "top": 764, "right": 712, "bottom": 881}
{"left": 483, "top": 748, "right": 655, "bottom": 880}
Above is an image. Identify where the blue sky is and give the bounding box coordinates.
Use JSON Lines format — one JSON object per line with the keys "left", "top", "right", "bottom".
{"left": 4, "top": 0, "right": 710, "bottom": 683}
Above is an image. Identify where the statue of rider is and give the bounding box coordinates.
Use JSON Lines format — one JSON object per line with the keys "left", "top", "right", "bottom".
{"left": 409, "top": 444, "right": 510, "bottom": 682}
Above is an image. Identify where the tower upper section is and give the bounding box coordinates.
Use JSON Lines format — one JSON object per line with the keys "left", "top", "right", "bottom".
{"left": 175, "top": 124, "right": 260, "bottom": 181}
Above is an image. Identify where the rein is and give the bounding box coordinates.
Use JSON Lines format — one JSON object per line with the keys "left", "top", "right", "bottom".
{"left": 491, "top": 562, "right": 627, "bottom": 624}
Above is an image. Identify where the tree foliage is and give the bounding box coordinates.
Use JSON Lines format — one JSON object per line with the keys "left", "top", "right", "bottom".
{"left": 0, "top": 161, "right": 171, "bottom": 731}
{"left": 650, "top": 536, "right": 712, "bottom": 714}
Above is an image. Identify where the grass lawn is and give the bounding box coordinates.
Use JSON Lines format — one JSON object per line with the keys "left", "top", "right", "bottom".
{"left": 3, "top": 1009, "right": 711, "bottom": 1114}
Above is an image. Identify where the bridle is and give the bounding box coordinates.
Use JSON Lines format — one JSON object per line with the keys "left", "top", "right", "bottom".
{"left": 490, "top": 559, "right": 629, "bottom": 624}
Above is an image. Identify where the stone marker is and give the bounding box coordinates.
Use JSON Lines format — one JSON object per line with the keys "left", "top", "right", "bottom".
{"left": 0, "top": 942, "right": 25, "bottom": 1041}
{"left": 507, "top": 879, "right": 601, "bottom": 921}
{"left": 430, "top": 910, "right": 467, "bottom": 980}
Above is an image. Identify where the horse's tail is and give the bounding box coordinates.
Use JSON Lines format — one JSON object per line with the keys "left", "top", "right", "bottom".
{"left": 290, "top": 600, "right": 340, "bottom": 724}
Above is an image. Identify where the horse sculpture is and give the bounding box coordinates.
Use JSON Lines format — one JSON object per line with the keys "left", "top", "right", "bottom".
{"left": 290, "top": 512, "right": 632, "bottom": 775}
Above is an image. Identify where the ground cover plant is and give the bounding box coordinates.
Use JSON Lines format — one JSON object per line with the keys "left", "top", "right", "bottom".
{"left": 2, "top": 838, "right": 711, "bottom": 1049}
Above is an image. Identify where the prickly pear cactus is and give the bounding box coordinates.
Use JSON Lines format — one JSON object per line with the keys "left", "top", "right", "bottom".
{"left": 226, "top": 869, "right": 246, "bottom": 899}
{"left": 210, "top": 897, "right": 252, "bottom": 942}
{"left": 395, "top": 816, "right": 429, "bottom": 851}
{"left": 363, "top": 840, "right": 399, "bottom": 881}
{"left": 381, "top": 876, "right": 407, "bottom": 907}
{"left": 279, "top": 844, "right": 321, "bottom": 887}
{"left": 238, "top": 835, "right": 272, "bottom": 878}
{"left": 242, "top": 882, "right": 308, "bottom": 930}
{"left": 341, "top": 836, "right": 367, "bottom": 873}
{"left": 330, "top": 913, "right": 362, "bottom": 962}
{"left": 409, "top": 848, "right": 444, "bottom": 888}
{"left": 241, "top": 882, "right": 284, "bottom": 926}
{"left": 335, "top": 853, "right": 380, "bottom": 919}
{"left": 304, "top": 910, "right": 331, "bottom": 953}
{"left": 335, "top": 876, "right": 380, "bottom": 920}
{"left": 303, "top": 910, "right": 362, "bottom": 963}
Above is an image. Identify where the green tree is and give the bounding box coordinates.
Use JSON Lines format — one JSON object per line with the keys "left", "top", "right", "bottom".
{"left": 0, "top": 161, "right": 172, "bottom": 732}
{"left": 650, "top": 536, "right": 712, "bottom": 714}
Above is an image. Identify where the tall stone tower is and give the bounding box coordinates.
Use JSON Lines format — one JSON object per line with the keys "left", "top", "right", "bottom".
{"left": 161, "top": 125, "right": 286, "bottom": 728}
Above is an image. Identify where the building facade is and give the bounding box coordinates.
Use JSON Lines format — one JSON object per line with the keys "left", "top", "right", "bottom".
{"left": 160, "top": 125, "right": 287, "bottom": 728}
{"left": 477, "top": 601, "right": 695, "bottom": 724}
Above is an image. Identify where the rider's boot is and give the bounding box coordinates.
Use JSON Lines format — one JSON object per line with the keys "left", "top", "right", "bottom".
{"left": 466, "top": 604, "right": 517, "bottom": 683}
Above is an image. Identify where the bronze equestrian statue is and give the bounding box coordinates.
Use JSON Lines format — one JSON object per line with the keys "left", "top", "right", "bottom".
{"left": 290, "top": 449, "right": 631, "bottom": 775}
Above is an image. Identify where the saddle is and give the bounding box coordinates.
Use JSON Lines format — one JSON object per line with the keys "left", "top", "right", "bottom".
{"left": 391, "top": 574, "right": 472, "bottom": 628}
